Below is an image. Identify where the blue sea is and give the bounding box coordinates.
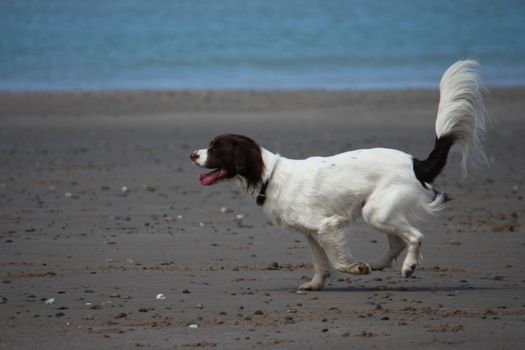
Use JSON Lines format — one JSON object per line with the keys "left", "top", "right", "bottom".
{"left": 1, "top": 0, "right": 524, "bottom": 91}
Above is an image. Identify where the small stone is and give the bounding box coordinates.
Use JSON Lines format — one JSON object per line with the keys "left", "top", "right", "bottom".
{"left": 220, "top": 206, "right": 233, "bottom": 213}
{"left": 85, "top": 314, "right": 95, "bottom": 320}
{"left": 187, "top": 323, "right": 199, "bottom": 329}
{"left": 266, "top": 262, "right": 279, "bottom": 270}
{"left": 156, "top": 293, "right": 166, "bottom": 300}
{"left": 115, "top": 312, "right": 127, "bottom": 319}
{"left": 144, "top": 185, "right": 156, "bottom": 192}
{"left": 55, "top": 312, "right": 66, "bottom": 318}
{"left": 182, "top": 289, "right": 191, "bottom": 294}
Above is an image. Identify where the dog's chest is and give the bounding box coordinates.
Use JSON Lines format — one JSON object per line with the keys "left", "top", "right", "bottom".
{"left": 262, "top": 196, "right": 331, "bottom": 234}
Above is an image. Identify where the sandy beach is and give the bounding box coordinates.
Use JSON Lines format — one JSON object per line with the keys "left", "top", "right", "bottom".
{"left": 0, "top": 88, "right": 524, "bottom": 349}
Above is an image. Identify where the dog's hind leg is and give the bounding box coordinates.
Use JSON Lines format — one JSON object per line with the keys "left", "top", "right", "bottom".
{"left": 370, "top": 235, "right": 406, "bottom": 271}
{"left": 366, "top": 220, "right": 423, "bottom": 277}
{"left": 298, "top": 235, "right": 331, "bottom": 291}
{"left": 362, "top": 195, "right": 424, "bottom": 278}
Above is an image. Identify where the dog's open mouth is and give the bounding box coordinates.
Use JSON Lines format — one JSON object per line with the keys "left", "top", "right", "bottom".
{"left": 199, "top": 169, "right": 228, "bottom": 186}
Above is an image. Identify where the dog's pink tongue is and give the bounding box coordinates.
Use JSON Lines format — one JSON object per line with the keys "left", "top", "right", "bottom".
{"left": 199, "top": 170, "right": 227, "bottom": 186}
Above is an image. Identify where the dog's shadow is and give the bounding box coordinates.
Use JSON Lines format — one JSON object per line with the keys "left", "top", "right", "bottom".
{"left": 265, "top": 284, "right": 497, "bottom": 293}
{"left": 321, "top": 284, "right": 489, "bottom": 293}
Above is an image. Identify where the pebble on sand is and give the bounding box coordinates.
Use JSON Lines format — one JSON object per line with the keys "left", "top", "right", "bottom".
{"left": 220, "top": 206, "right": 233, "bottom": 213}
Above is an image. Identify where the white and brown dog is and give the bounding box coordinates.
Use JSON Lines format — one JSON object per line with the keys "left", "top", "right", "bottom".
{"left": 191, "top": 60, "right": 491, "bottom": 290}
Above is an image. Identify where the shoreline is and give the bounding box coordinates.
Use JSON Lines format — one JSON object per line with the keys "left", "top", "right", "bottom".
{"left": 1, "top": 86, "right": 524, "bottom": 118}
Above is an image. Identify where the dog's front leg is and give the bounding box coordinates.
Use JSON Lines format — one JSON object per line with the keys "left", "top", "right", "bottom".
{"left": 316, "top": 226, "right": 371, "bottom": 276}
{"left": 298, "top": 235, "right": 331, "bottom": 291}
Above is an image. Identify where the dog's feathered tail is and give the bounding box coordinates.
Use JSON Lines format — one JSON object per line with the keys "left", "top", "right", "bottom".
{"left": 413, "top": 60, "right": 491, "bottom": 185}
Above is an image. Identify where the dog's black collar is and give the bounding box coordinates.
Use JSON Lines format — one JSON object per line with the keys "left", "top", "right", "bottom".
{"left": 256, "top": 157, "right": 279, "bottom": 206}
{"left": 256, "top": 181, "right": 269, "bottom": 206}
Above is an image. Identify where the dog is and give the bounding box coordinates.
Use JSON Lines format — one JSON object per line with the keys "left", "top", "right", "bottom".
{"left": 191, "top": 60, "right": 491, "bottom": 290}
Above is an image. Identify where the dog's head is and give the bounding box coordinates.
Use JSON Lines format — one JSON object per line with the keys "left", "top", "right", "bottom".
{"left": 191, "top": 134, "right": 264, "bottom": 188}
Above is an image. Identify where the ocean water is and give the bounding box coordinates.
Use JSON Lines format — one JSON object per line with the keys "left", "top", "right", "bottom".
{"left": 1, "top": 0, "right": 524, "bottom": 91}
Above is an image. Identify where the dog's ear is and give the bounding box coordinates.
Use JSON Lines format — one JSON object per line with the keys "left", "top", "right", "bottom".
{"left": 234, "top": 146, "right": 248, "bottom": 175}
{"left": 234, "top": 142, "right": 263, "bottom": 188}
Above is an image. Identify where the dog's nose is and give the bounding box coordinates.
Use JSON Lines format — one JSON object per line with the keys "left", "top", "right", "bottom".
{"left": 190, "top": 151, "right": 199, "bottom": 162}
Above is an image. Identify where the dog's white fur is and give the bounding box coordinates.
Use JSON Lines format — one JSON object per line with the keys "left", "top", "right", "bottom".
{"left": 251, "top": 147, "right": 443, "bottom": 289}
{"left": 193, "top": 60, "right": 491, "bottom": 290}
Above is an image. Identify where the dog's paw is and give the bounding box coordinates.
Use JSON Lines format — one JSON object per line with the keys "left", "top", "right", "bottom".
{"left": 349, "top": 262, "right": 371, "bottom": 275}
{"left": 298, "top": 281, "right": 323, "bottom": 291}
{"left": 402, "top": 263, "right": 417, "bottom": 278}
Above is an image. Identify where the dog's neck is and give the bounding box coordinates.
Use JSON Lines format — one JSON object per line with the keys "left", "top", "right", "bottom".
{"left": 261, "top": 148, "right": 280, "bottom": 183}
{"left": 256, "top": 148, "right": 281, "bottom": 205}
{"left": 233, "top": 147, "right": 282, "bottom": 201}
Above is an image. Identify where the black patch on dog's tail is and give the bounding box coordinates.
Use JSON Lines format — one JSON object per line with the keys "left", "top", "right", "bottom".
{"left": 413, "top": 133, "right": 457, "bottom": 185}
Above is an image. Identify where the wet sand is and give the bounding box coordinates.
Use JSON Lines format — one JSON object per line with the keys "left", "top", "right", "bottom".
{"left": 0, "top": 88, "right": 524, "bottom": 349}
